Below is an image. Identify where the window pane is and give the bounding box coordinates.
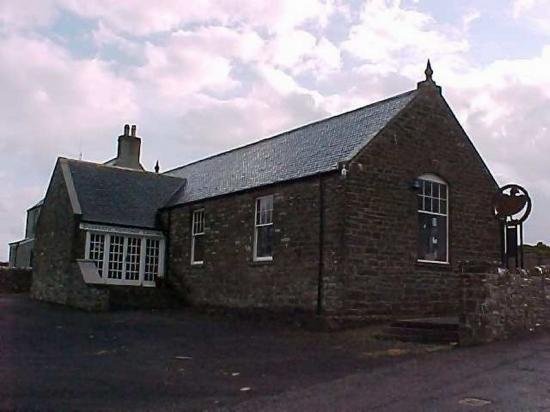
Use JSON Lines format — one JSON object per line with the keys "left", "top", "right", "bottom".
{"left": 425, "top": 181, "right": 432, "bottom": 197}
{"left": 144, "top": 239, "right": 160, "bottom": 282}
{"left": 193, "top": 236, "right": 205, "bottom": 263}
{"left": 125, "top": 237, "right": 141, "bottom": 281}
{"left": 440, "top": 184, "right": 447, "bottom": 199}
{"left": 108, "top": 235, "right": 124, "bottom": 279}
{"left": 192, "top": 210, "right": 204, "bottom": 235}
{"left": 440, "top": 199, "right": 447, "bottom": 213}
{"left": 417, "top": 195, "right": 423, "bottom": 211}
{"left": 256, "top": 225, "right": 273, "bottom": 258}
{"left": 89, "top": 233, "right": 105, "bottom": 276}
{"left": 418, "top": 214, "right": 447, "bottom": 262}
{"left": 432, "top": 198, "right": 439, "bottom": 213}
{"left": 424, "top": 196, "right": 432, "bottom": 212}
{"left": 256, "top": 196, "right": 273, "bottom": 225}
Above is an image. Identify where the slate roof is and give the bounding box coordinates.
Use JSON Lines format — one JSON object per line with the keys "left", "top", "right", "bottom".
{"left": 66, "top": 159, "right": 185, "bottom": 229}
{"left": 164, "top": 89, "right": 418, "bottom": 206}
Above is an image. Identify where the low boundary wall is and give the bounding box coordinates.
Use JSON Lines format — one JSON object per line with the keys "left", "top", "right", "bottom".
{"left": 460, "top": 263, "right": 550, "bottom": 345}
{"left": 0, "top": 267, "right": 32, "bottom": 293}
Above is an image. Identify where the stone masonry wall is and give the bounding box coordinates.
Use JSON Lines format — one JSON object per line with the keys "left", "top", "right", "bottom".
{"left": 31, "top": 162, "right": 109, "bottom": 311}
{"left": 32, "top": 163, "right": 76, "bottom": 305}
{"left": 162, "top": 174, "right": 345, "bottom": 315}
{"left": 460, "top": 265, "right": 550, "bottom": 345}
{"left": 326, "top": 86, "right": 501, "bottom": 321}
{"left": 0, "top": 267, "right": 32, "bottom": 293}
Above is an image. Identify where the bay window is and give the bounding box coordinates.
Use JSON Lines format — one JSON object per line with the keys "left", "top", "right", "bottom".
{"left": 83, "top": 224, "right": 164, "bottom": 287}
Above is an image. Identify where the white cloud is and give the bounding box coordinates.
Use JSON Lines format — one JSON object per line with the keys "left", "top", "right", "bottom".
{"left": 267, "top": 30, "right": 342, "bottom": 76}
{"left": 58, "top": 0, "right": 337, "bottom": 36}
{"left": 0, "top": 33, "right": 138, "bottom": 257}
{"left": 512, "top": 0, "right": 550, "bottom": 34}
{"left": 342, "top": 0, "right": 469, "bottom": 74}
{"left": 441, "top": 47, "right": 550, "bottom": 243}
{"left": 0, "top": 34, "right": 137, "bottom": 158}
{"left": 462, "top": 9, "right": 481, "bottom": 29}
{"left": 0, "top": 0, "right": 59, "bottom": 30}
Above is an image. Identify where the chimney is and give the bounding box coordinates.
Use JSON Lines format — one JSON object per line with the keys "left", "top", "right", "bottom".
{"left": 115, "top": 124, "right": 143, "bottom": 170}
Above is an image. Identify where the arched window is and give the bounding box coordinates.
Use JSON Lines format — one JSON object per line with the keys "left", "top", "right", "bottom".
{"left": 417, "top": 174, "right": 448, "bottom": 263}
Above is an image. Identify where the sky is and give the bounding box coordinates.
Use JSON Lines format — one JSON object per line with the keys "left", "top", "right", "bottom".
{"left": 1, "top": 0, "right": 550, "bottom": 260}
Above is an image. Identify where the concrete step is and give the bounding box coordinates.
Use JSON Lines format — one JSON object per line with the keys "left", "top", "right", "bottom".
{"left": 379, "top": 326, "right": 459, "bottom": 344}
{"left": 391, "top": 317, "right": 459, "bottom": 331}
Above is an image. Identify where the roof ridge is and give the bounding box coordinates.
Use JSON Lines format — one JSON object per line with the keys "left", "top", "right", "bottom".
{"left": 163, "top": 89, "right": 417, "bottom": 175}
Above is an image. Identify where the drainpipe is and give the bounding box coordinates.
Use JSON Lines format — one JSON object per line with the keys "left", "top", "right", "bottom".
{"left": 164, "top": 209, "right": 172, "bottom": 287}
{"left": 317, "top": 173, "right": 325, "bottom": 315}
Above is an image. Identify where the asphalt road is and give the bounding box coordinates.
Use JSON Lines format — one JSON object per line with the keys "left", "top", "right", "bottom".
{"left": 235, "top": 333, "right": 550, "bottom": 411}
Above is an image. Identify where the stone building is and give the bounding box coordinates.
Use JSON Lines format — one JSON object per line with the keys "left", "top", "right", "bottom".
{"left": 21, "top": 64, "right": 501, "bottom": 320}
{"left": 8, "top": 200, "right": 42, "bottom": 268}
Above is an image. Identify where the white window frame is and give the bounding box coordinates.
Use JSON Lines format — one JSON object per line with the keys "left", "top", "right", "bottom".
{"left": 253, "top": 195, "right": 274, "bottom": 262}
{"left": 191, "top": 209, "right": 205, "bottom": 265}
{"left": 86, "top": 232, "right": 106, "bottom": 276}
{"left": 143, "top": 238, "right": 163, "bottom": 287}
{"left": 105, "top": 234, "right": 126, "bottom": 285}
{"left": 417, "top": 173, "right": 449, "bottom": 264}
{"left": 84, "top": 226, "right": 165, "bottom": 287}
{"left": 124, "top": 236, "right": 143, "bottom": 285}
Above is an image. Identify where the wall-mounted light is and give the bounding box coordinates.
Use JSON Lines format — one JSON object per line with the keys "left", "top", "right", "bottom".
{"left": 338, "top": 161, "right": 348, "bottom": 178}
{"left": 410, "top": 178, "right": 421, "bottom": 191}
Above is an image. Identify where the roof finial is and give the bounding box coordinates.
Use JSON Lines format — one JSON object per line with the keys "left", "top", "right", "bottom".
{"left": 154, "top": 160, "right": 160, "bottom": 173}
{"left": 425, "top": 59, "right": 433, "bottom": 82}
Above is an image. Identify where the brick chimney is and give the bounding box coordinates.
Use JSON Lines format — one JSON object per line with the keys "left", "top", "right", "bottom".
{"left": 111, "top": 124, "right": 144, "bottom": 170}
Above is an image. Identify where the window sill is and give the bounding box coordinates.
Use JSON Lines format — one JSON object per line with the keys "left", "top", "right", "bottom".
{"left": 250, "top": 258, "right": 274, "bottom": 266}
{"left": 415, "top": 260, "right": 452, "bottom": 271}
{"left": 191, "top": 262, "right": 204, "bottom": 268}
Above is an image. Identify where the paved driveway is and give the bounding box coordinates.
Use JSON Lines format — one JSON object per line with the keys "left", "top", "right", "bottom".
{"left": 0, "top": 294, "right": 440, "bottom": 411}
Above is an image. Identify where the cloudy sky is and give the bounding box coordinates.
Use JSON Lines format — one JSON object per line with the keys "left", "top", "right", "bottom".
{"left": 1, "top": 0, "right": 549, "bottom": 260}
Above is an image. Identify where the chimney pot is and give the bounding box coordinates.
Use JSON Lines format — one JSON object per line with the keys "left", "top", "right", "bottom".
{"left": 114, "top": 124, "right": 142, "bottom": 170}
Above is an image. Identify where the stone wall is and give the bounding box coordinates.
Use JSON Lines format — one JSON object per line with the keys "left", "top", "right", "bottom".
{"left": 460, "top": 264, "right": 550, "bottom": 345}
{"left": 523, "top": 250, "right": 550, "bottom": 270}
{"left": 325, "top": 86, "right": 501, "bottom": 322}
{"left": 0, "top": 267, "right": 32, "bottom": 293}
{"left": 30, "top": 162, "right": 107, "bottom": 311}
{"left": 32, "top": 162, "right": 78, "bottom": 305}
{"left": 162, "top": 174, "right": 344, "bottom": 315}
